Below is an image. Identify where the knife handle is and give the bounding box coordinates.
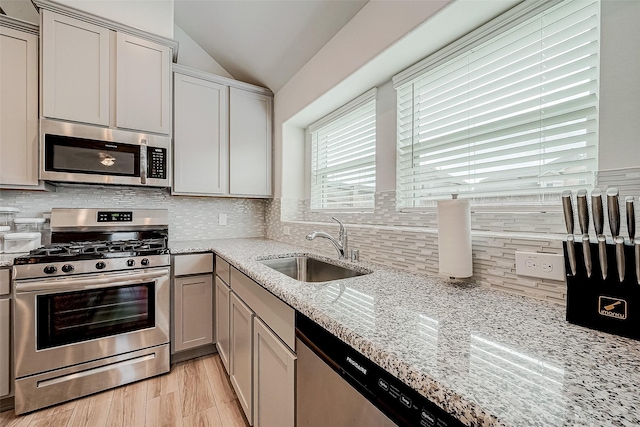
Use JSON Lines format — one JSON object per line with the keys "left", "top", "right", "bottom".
{"left": 626, "top": 196, "right": 635, "bottom": 243}
{"left": 607, "top": 187, "right": 620, "bottom": 237}
{"left": 566, "top": 235, "right": 577, "bottom": 276}
{"left": 598, "top": 235, "right": 608, "bottom": 281}
{"left": 591, "top": 189, "right": 604, "bottom": 236}
{"left": 562, "top": 190, "right": 574, "bottom": 235}
{"left": 582, "top": 235, "right": 592, "bottom": 278}
{"left": 615, "top": 236, "right": 625, "bottom": 282}
{"left": 577, "top": 190, "right": 589, "bottom": 235}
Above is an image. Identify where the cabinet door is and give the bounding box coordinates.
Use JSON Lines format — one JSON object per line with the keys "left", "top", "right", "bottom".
{"left": 41, "top": 10, "right": 110, "bottom": 126}
{"left": 229, "top": 88, "right": 272, "bottom": 197}
{"left": 230, "top": 292, "right": 254, "bottom": 424}
{"left": 0, "top": 298, "right": 9, "bottom": 397}
{"left": 215, "top": 276, "right": 231, "bottom": 373}
{"left": 173, "top": 274, "right": 213, "bottom": 353}
{"left": 116, "top": 33, "right": 171, "bottom": 135}
{"left": 253, "top": 317, "right": 296, "bottom": 427}
{"left": 173, "top": 73, "right": 229, "bottom": 195}
{"left": 0, "top": 26, "right": 38, "bottom": 186}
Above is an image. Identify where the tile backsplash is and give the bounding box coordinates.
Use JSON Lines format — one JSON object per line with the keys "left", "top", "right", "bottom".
{"left": 265, "top": 168, "right": 640, "bottom": 305}
{"left": 0, "top": 185, "right": 266, "bottom": 241}
{"left": 3, "top": 167, "right": 637, "bottom": 305}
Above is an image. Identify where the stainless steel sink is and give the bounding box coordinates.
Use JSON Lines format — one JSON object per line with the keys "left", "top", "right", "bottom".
{"left": 259, "top": 256, "right": 368, "bottom": 282}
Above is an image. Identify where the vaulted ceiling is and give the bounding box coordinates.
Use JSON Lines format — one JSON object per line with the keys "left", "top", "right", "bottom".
{"left": 174, "top": 0, "right": 369, "bottom": 92}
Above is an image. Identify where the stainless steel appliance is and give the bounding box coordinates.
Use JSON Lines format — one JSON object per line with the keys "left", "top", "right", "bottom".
{"left": 296, "top": 314, "right": 464, "bottom": 427}
{"left": 40, "top": 119, "right": 170, "bottom": 187}
{"left": 12, "top": 208, "right": 171, "bottom": 414}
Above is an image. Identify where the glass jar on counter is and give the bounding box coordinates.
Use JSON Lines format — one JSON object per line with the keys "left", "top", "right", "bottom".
{"left": 14, "top": 218, "right": 46, "bottom": 233}
{"left": 0, "top": 226, "right": 10, "bottom": 253}
{"left": 0, "top": 207, "right": 19, "bottom": 229}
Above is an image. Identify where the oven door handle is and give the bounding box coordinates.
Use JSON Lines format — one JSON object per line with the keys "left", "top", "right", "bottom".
{"left": 15, "top": 268, "right": 170, "bottom": 293}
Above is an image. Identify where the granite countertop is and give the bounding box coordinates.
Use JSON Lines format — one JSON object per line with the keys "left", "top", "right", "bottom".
{"left": 170, "top": 238, "right": 640, "bottom": 427}
{"left": 0, "top": 253, "right": 21, "bottom": 267}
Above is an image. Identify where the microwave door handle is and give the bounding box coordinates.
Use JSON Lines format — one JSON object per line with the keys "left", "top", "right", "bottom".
{"left": 15, "top": 268, "right": 169, "bottom": 293}
{"left": 140, "top": 141, "right": 148, "bottom": 184}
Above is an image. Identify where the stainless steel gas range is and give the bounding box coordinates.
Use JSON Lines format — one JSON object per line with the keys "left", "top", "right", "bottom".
{"left": 12, "top": 208, "right": 171, "bottom": 414}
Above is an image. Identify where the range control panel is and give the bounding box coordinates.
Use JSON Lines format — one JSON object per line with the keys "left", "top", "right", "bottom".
{"left": 97, "top": 211, "right": 133, "bottom": 222}
{"left": 296, "top": 314, "right": 465, "bottom": 427}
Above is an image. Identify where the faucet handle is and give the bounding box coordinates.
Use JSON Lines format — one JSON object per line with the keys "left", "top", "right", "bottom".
{"left": 331, "top": 216, "right": 345, "bottom": 236}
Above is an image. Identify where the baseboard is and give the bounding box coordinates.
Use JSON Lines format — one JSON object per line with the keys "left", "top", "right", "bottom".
{"left": 171, "top": 344, "right": 217, "bottom": 364}
{"left": 1, "top": 396, "right": 14, "bottom": 413}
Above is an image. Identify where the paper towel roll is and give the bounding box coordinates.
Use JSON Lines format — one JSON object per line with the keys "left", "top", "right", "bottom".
{"left": 437, "top": 199, "right": 472, "bottom": 278}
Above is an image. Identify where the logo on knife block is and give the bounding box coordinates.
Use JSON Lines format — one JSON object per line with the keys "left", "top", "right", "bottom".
{"left": 598, "top": 296, "right": 627, "bottom": 320}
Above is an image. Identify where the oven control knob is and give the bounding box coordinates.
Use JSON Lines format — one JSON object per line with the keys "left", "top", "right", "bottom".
{"left": 127, "top": 259, "right": 135, "bottom": 267}
{"left": 43, "top": 265, "right": 57, "bottom": 274}
{"left": 141, "top": 258, "right": 150, "bottom": 266}
{"left": 61, "top": 264, "right": 74, "bottom": 273}
{"left": 96, "top": 261, "right": 107, "bottom": 270}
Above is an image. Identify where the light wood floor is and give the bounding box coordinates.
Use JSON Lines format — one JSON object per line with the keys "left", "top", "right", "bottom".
{"left": 0, "top": 354, "right": 250, "bottom": 427}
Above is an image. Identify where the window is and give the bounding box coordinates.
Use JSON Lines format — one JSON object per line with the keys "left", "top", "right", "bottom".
{"left": 394, "top": 0, "right": 599, "bottom": 209}
{"left": 309, "top": 89, "right": 376, "bottom": 210}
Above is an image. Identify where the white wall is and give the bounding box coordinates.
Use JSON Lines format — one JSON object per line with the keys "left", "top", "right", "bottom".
{"left": 276, "top": 0, "right": 640, "bottom": 200}
{"left": 174, "top": 24, "right": 234, "bottom": 78}
{"left": 52, "top": 0, "right": 174, "bottom": 38}
{"left": 274, "top": 0, "right": 521, "bottom": 199}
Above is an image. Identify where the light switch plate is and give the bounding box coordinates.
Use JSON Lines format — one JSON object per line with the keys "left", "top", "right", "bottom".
{"left": 218, "top": 213, "right": 227, "bottom": 226}
{"left": 515, "top": 251, "right": 565, "bottom": 281}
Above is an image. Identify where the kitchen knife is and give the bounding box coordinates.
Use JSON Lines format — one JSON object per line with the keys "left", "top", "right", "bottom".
{"left": 577, "top": 189, "right": 591, "bottom": 277}
{"left": 591, "top": 188, "right": 607, "bottom": 280}
{"left": 626, "top": 196, "right": 635, "bottom": 244}
{"left": 562, "top": 190, "right": 577, "bottom": 276}
{"left": 606, "top": 188, "right": 624, "bottom": 282}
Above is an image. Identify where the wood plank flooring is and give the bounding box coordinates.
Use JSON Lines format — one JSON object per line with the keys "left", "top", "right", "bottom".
{"left": 0, "top": 354, "right": 249, "bottom": 427}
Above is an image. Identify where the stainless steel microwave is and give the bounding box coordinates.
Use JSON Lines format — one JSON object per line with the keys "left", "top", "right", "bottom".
{"left": 40, "top": 119, "right": 171, "bottom": 187}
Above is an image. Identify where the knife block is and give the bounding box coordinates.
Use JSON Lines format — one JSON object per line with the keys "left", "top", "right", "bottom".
{"left": 565, "top": 241, "right": 640, "bottom": 341}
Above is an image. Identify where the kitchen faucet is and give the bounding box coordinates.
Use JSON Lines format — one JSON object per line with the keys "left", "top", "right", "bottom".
{"left": 306, "top": 217, "right": 348, "bottom": 260}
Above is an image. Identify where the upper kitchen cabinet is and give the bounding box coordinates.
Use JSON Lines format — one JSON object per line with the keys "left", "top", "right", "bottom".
{"left": 229, "top": 88, "right": 272, "bottom": 197}
{"left": 173, "top": 69, "right": 229, "bottom": 195}
{"left": 36, "top": 1, "right": 177, "bottom": 135}
{"left": 116, "top": 33, "right": 171, "bottom": 135}
{"left": 41, "top": 10, "right": 110, "bottom": 126}
{"left": 172, "top": 65, "right": 273, "bottom": 198}
{"left": 0, "top": 16, "right": 39, "bottom": 187}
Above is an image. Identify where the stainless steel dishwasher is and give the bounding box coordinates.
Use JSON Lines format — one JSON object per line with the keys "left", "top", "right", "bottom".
{"left": 296, "top": 314, "right": 464, "bottom": 427}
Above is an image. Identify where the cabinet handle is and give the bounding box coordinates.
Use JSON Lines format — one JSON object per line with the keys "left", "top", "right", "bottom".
{"left": 140, "top": 141, "right": 148, "bottom": 184}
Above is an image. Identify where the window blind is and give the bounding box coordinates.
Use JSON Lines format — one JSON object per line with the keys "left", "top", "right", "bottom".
{"left": 310, "top": 89, "right": 376, "bottom": 210}
{"left": 395, "top": 0, "right": 599, "bottom": 209}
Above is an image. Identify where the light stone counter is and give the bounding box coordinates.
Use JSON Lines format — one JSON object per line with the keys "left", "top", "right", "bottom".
{"left": 171, "top": 237, "right": 639, "bottom": 426}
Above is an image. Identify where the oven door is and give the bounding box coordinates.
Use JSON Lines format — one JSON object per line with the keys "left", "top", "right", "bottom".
{"left": 14, "top": 267, "right": 170, "bottom": 378}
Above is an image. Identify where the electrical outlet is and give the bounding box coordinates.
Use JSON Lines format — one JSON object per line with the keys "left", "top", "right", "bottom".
{"left": 515, "top": 251, "right": 565, "bottom": 281}
{"left": 218, "top": 213, "right": 227, "bottom": 226}
{"left": 283, "top": 226, "right": 290, "bottom": 236}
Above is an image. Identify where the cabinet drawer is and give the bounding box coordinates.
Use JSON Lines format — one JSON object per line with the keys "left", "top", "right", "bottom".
{"left": 0, "top": 269, "right": 9, "bottom": 296}
{"left": 174, "top": 253, "right": 213, "bottom": 276}
{"left": 231, "top": 267, "right": 295, "bottom": 350}
{"left": 215, "top": 255, "right": 230, "bottom": 284}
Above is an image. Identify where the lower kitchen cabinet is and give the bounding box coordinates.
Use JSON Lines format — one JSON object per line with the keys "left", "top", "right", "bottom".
{"left": 253, "top": 317, "right": 296, "bottom": 427}
{"left": 215, "top": 276, "right": 231, "bottom": 372}
{"left": 172, "top": 254, "right": 214, "bottom": 354}
{"left": 230, "top": 292, "right": 254, "bottom": 424}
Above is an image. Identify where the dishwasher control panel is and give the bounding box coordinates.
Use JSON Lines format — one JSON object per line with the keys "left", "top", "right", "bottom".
{"left": 296, "top": 314, "right": 465, "bottom": 427}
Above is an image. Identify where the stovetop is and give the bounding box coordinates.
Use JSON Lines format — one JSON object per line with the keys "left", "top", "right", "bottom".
{"left": 14, "top": 238, "right": 169, "bottom": 265}
{"left": 13, "top": 238, "right": 169, "bottom": 265}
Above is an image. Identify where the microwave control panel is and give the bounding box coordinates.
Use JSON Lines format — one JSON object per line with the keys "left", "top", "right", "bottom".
{"left": 148, "top": 147, "right": 167, "bottom": 179}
